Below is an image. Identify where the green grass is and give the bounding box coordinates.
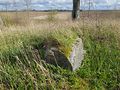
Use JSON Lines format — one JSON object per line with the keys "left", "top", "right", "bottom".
{"left": 77, "top": 25, "right": 120, "bottom": 90}
{"left": 0, "top": 23, "right": 120, "bottom": 90}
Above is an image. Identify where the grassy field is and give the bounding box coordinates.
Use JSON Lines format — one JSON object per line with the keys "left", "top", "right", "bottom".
{"left": 0, "top": 11, "right": 120, "bottom": 90}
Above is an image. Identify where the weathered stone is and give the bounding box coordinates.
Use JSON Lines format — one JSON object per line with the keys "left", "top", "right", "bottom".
{"left": 45, "top": 38, "right": 84, "bottom": 71}
{"left": 69, "top": 38, "right": 84, "bottom": 71}
{"left": 45, "top": 47, "right": 73, "bottom": 70}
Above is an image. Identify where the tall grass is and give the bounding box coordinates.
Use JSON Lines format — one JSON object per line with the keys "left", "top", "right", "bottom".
{"left": 47, "top": 11, "right": 58, "bottom": 21}
{"left": 0, "top": 11, "right": 120, "bottom": 90}
{"left": 76, "top": 25, "right": 120, "bottom": 90}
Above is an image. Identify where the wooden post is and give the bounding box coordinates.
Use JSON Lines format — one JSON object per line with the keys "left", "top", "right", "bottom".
{"left": 72, "top": 0, "right": 80, "bottom": 20}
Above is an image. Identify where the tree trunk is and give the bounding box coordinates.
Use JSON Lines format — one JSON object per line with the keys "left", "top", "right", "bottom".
{"left": 72, "top": 0, "right": 80, "bottom": 20}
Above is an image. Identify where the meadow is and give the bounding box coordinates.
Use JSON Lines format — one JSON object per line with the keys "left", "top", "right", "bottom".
{"left": 0, "top": 11, "right": 120, "bottom": 90}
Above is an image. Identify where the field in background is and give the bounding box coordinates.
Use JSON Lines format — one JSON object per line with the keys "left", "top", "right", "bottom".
{"left": 0, "top": 11, "right": 120, "bottom": 90}
{"left": 0, "top": 11, "right": 120, "bottom": 20}
{"left": 0, "top": 11, "right": 120, "bottom": 28}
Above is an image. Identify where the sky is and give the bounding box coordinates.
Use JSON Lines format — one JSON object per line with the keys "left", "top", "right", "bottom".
{"left": 0, "top": 0, "right": 119, "bottom": 10}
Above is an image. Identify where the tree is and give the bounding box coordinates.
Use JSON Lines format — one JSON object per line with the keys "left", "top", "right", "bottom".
{"left": 23, "top": 0, "right": 32, "bottom": 19}
{"left": 12, "top": 0, "right": 17, "bottom": 11}
{"left": 24, "top": 0, "right": 32, "bottom": 11}
{"left": 12, "top": 0, "right": 18, "bottom": 23}
{"left": 5, "top": 1, "right": 9, "bottom": 12}
{"left": 72, "top": 0, "right": 80, "bottom": 20}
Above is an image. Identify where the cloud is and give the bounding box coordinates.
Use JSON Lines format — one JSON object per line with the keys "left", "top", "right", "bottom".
{"left": 0, "top": 0, "right": 119, "bottom": 10}
{"left": 106, "top": 0, "right": 117, "bottom": 5}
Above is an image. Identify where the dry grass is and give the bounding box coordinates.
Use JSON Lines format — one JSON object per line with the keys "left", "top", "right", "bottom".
{"left": 0, "top": 11, "right": 120, "bottom": 90}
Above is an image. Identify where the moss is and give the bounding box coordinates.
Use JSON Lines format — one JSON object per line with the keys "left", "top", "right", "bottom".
{"left": 50, "top": 29, "right": 78, "bottom": 58}
{"left": 59, "top": 46, "right": 72, "bottom": 58}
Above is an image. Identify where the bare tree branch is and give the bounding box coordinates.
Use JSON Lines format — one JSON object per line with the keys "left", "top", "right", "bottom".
{"left": 23, "top": 0, "right": 32, "bottom": 11}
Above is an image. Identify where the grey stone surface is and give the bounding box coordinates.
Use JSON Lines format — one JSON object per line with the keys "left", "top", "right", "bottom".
{"left": 69, "top": 38, "right": 84, "bottom": 71}
{"left": 45, "top": 38, "right": 84, "bottom": 71}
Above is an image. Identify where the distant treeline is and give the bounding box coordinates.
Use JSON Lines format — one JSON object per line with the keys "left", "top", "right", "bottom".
{"left": 0, "top": 9, "right": 119, "bottom": 12}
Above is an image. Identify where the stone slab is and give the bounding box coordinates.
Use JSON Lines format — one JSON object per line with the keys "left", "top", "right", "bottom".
{"left": 45, "top": 38, "right": 84, "bottom": 71}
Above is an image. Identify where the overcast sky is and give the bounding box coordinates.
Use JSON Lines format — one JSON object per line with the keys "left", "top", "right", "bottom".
{"left": 0, "top": 0, "right": 119, "bottom": 10}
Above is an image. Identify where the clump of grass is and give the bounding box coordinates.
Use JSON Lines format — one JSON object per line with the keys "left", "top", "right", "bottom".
{"left": 47, "top": 10, "right": 57, "bottom": 21}
{"left": 50, "top": 29, "right": 78, "bottom": 58}
{"left": 76, "top": 25, "right": 120, "bottom": 90}
{"left": 1, "top": 15, "right": 15, "bottom": 27}
{"left": 0, "top": 14, "right": 30, "bottom": 27}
